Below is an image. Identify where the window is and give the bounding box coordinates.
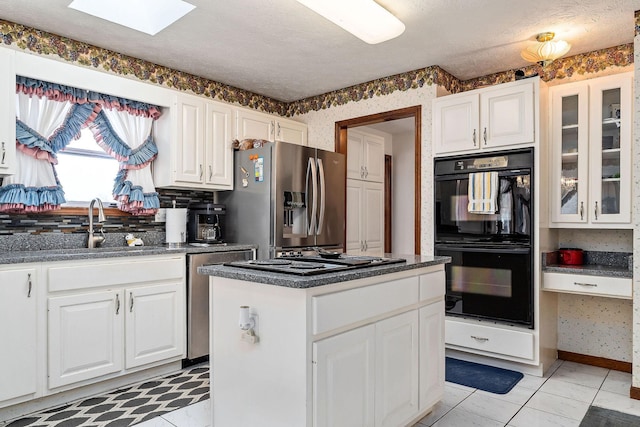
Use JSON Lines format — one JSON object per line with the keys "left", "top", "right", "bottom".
{"left": 55, "top": 129, "right": 119, "bottom": 206}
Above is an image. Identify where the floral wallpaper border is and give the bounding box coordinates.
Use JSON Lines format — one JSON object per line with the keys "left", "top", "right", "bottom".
{"left": 0, "top": 19, "right": 288, "bottom": 116}
{"left": 0, "top": 19, "right": 635, "bottom": 118}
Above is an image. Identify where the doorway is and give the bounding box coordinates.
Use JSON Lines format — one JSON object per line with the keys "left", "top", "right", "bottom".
{"left": 335, "top": 106, "right": 421, "bottom": 255}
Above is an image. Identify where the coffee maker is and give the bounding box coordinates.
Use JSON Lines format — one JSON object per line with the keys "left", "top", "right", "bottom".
{"left": 187, "top": 203, "right": 225, "bottom": 245}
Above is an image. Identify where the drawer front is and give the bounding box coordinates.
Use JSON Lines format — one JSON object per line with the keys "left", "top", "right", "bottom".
{"left": 543, "top": 272, "right": 632, "bottom": 299}
{"left": 445, "top": 319, "right": 534, "bottom": 360}
{"left": 312, "top": 277, "right": 419, "bottom": 335}
{"left": 419, "top": 270, "right": 445, "bottom": 302}
{"left": 48, "top": 256, "right": 185, "bottom": 292}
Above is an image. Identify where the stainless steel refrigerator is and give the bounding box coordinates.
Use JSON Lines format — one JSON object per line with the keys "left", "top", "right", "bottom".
{"left": 220, "top": 141, "right": 345, "bottom": 259}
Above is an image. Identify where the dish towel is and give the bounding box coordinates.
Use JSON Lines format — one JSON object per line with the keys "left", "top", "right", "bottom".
{"left": 468, "top": 172, "right": 499, "bottom": 214}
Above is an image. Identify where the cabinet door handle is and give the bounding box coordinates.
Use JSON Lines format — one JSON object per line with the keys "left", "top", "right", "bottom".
{"left": 116, "top": 294, "right": 120, "bottom": 315}
{"left": 130, "top": 292, "right": 134, "bottom": 312}
{"left": 1, "top": 141, "right": 5, "bottom": 165}
{"left": 27, "top": 273, "right": 32, "bottom": 298}
{"left": 471, "top": 335, "right": 489, "bottom": 342}
{"left": 483, "top": 127, "right": 487, "bottom": 145}
{"left": 360, "top": 166, "right": 365, "bottom": 178}
{"left": 594, "top": 201, "right": 598, "bottom": 220}
{"left": 580, "top": 202, "right": 584, "bottom": 220}
{"left": 277, "top": 122, "right": 281, "bottom": 137}
{"left": 270, "top": 121, "right": 275, "bottom": 139}
{"left": 472, "top": 129, "right": 477, "bottom": 146}
{"left": 199, "top": 164, "right": 204, "bottom": 180}
{"left": 574, "top": 282, "right": 597, "bottom": 287}
{"left": 208, "top": 165, "right": 213, "bottom": 180}
{"left": 364, "top": 166, "right": 368, "bottom": 178}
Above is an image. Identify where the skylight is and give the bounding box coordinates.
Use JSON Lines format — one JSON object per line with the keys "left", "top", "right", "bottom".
{"left": 68, "top": 0, "right": 196, "bottom": 36}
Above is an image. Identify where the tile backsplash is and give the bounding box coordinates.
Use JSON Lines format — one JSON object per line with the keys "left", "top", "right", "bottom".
{"left": 0, "top": 188, "right": 216, "bottom": 237}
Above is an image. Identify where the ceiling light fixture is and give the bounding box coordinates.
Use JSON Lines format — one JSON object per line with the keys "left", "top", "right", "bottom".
{"left": 521, "top": 32, "right": 571, "bottom": 66}
{"left": 68, "top": 0, "right": 195, "bottom": 36}
{"left": 295, "top": 0, "right": 405, "bottom": 44}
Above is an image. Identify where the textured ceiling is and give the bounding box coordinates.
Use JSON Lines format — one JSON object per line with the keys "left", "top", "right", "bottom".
{"left": 0, "top": 0, "right": 639, "bottom": 102}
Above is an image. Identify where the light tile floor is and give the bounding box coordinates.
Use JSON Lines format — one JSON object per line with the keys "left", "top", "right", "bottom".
{"left": 136, "top": 360, "right": 640, "bottom": 427}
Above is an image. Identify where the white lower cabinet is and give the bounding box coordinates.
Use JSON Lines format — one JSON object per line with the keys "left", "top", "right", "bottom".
{"left": 48, "top": 290, "right": 124, "bottom": 388}
{"left": 314, "top": 300, "right": 440, "bottom": 427}
{"left": 375, "top": 311, "right": 419, "bottom": 427}
{"left": 313, "top": 325, "right": 376, "bottom": 427}
{"left": 419, "top": 301, "right": 445, "bottom": 410}
{"left": 46, "top": 256, "right": 185, "bottom": 390}
{"left": 125, "top": 283, "right": 184, "bottom": 369}
{"left": 346, "top": 179, "right": 384, "bottom": 256}
{"left": 0, "top": 266, "right": 38, "bottom": 404}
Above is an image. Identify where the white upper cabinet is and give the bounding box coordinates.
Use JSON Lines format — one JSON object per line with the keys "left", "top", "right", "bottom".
{"left": 347, "top": 129, "right": 384, "bottom": 182}
{"left": 236, "top": 108, "right": 307, "bottom": 146}
{"left": 549, "top": 73, "right": 632, "bottom": 227}
{"left": 204, "top": 101, "right": 235, "bottom": 187}
{"left": 153, "top": 94, "right": 234, "bottom": 191}
{"left": 433, "top": 79, "right": 536, "bottom": 156}
{"left": 0, "top": 48, "right": 16, "bottom": 176}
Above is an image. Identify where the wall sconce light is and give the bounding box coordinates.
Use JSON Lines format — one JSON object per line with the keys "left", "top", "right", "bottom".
{"left": 295, "top": 0, "right": 405, "bottom": 44}
{"left": 521, "top": 32, "right": 571, "bottom": 66}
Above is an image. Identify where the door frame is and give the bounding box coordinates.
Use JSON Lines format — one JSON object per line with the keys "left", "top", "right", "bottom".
{"left": 335, "top": 105, "right": 421, "bottom": 255}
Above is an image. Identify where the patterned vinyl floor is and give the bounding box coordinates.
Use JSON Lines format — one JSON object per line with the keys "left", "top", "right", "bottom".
{"left": 0, "top": 364, "right": 209, "bottom": 427}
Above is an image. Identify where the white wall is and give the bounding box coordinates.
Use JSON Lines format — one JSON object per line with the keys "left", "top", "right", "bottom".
{"left": 556, "top": 229, "right": 633, "bottom": 362}
{"left": 633, "top": 27, "right": 640, "bottom": 387}
{"left": 392, "top": 131, "right": 415, "bottom": 255}
{"left": 298, "top": 86, "right": 438, "bottom": 254}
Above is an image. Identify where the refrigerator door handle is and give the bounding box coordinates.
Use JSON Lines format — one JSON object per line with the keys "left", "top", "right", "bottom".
{"left": 306, "top": 157, "right": 317, "bottom": 235}
{"left": 316, "top": 158, "right": 326, "bottom": 235}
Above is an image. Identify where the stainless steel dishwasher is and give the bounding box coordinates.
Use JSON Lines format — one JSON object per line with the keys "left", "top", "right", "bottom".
{"left": 186, "top": 249, "right": 255, "bottom": 364}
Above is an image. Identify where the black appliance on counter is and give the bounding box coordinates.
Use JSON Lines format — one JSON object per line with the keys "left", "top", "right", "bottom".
{"left": 434, "top": 148, "right": 534, "bottom": 328}
{"left": 187, "top": 203, "right": 225, "bottom": 245}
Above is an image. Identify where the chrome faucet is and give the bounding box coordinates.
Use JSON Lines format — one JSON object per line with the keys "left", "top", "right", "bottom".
{"left": 87, "top": 198, "right": 106, "bottom": 248}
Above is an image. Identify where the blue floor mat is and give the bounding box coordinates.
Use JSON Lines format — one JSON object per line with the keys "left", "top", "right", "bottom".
{"left": 445, "top": 357, "right": 523, "bottom": 394}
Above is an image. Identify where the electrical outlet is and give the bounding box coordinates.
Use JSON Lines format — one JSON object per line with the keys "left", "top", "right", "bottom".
{"left": 155, "top": 208, "right": 167, "bottom": 223}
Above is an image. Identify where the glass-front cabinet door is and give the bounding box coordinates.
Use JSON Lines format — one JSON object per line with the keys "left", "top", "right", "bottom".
{"left": 550, "top": 85, "right": 589, "bottom": 224}
{"left": 549, "top": 73, "right": 631, "bottom": 227}
{"left": 589, "top": 76, "right": 631, "bottom": 225}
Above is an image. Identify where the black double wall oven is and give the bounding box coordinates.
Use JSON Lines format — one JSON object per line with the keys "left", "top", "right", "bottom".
{"left": 434, "top": 148, "right": 534, "bottom": 328}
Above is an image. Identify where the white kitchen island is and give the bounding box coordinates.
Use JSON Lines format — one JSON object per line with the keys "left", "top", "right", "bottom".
{"left": 199, "top": 255, "right": 449, "bottom": 427}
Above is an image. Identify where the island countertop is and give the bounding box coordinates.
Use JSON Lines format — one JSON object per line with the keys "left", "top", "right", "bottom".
{"left": 198, "top": 254, "right": 450, "bottom": 289}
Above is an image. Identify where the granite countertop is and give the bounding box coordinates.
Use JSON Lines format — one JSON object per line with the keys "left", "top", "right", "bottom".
{"left": 198, "top": 255, "right": 451, "bottom": 289}
{"left": 542, "top": 250, "right": 633, "bottom": 279}
{"left": 0, "top": 243, "right": 256, "bottom": 265}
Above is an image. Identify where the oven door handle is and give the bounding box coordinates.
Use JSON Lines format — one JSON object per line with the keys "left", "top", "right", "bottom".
{"left": 435, "top": 244, "right": 531, "bottom": 254}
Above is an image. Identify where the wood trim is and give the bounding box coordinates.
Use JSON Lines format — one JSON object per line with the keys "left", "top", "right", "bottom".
{"left": 557, "top": 350, "right": 632, "bottom": 373}
{"left": 413, "top": 109, "right": 421, "bottom": 255}
{"left": 384, "top": 155, "right": 392, "bottom": 253}
{"left": 335, "top": 105, "right": 421, "bottom": 254}
{"left": 630, "top": 386, "right": 640, "bottom": 401}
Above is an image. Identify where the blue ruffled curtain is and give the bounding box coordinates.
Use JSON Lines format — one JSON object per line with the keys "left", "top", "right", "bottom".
{"left": 88, "top": 109, "right": 160, "bottom": 215}
{"left": 0, "top": 77, "right": 161, "bottom": 215}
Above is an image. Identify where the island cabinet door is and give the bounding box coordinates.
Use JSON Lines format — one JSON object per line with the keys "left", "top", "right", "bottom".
{"left": 374, "top": 311, "right": 420, "bottom": 427}
{"left": 419, "top": 301, "right": 445, "bottom": 411}
{"left": 313, "top": 324, "right": 376, "bottom": 427}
